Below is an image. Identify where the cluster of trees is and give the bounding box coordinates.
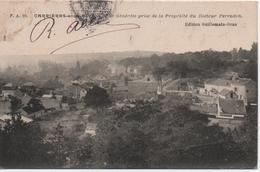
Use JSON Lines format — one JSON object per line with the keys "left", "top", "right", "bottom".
{"left": 119, "top": 42, "right": 257, "bottom": 81}
{"left": 0, "top": 115, "right": 95, "bottom": 168}
{"left": 0, "top": 59, "right": 110, "bottom": 90}
{"left": 0, "top": 116, "right": 51, "bottom": 168}
{"left": 91, "top": 96, "right": 256, "bottom": 168}
{"left": 0, "top": 85, "right": 110, "bottom": 168}
{"left": 70, "top": 60, "right": 110, "bottom": 80}
{"left": 0, "top": 94, "right": 257, "bottom": 168}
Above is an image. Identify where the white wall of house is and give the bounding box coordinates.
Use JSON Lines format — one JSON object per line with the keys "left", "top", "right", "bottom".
{"left": 231, "top": 84, "right": 246, "bottom": 100}
{"left": 205, "top": 83, "right": 247, "bottom": 102}
{"left": 205, "top": 84, "right": 232, "bottom": 93}
{"left": 2, "top": 90, "right": 15, "bottom": 98}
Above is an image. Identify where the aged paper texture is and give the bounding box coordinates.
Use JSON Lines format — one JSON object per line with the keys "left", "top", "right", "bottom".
{"left": 0, "top": 0, "right": 257, "bottom": 169}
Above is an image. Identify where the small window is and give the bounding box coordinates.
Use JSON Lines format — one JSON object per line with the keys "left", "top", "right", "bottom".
{"left": 246, "top": 89, "right": 249, "bottom": 93}
{"left": 234, "top": 87, "right": 238, "bottom": 91}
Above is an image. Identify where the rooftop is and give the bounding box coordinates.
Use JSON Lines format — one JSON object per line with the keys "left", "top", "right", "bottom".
{"left": 23, "top": 82, "right": 35, "bottom": 87}
{"left": 219, "top": 89, "right": 232, "bottom": 96}
{"left": 219, "top": 98, "right": 246, "bottom": 115}
{"left": 0, "top": 114, "right": 33, "bottom": 123}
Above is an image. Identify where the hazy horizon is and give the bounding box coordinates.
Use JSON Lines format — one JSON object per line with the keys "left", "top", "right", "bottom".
{"left": 0, "top": 43, "right": 256, "bottom": 69}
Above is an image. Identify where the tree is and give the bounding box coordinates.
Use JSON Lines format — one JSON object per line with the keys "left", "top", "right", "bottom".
{"left": 167, "top": 60, "right": 190, "bottom": 79}
{"left": 74, "top": 136, "right": 95, "bottom": 168}
{"left": 37, "top": 61, "right": 67, "bottom": 80}
{"left": 8, "top": 95, "right": 22, "bottom": 114}
{"left": 0, "top": 115, "right": 51, "bottom": 168}
{"left": 249, "top": 42, "right": 257, "bottom": 61}
{"left": 228, "top": 104, "right": 257, "bottom": 167}
{"left": 42, "top": 76, "right": 64, "bottom": 90}
{"left": 93, "top": 105, "right": 150, "bottom": 168}
{"left": 47, "top": 123, "right": 68, "bottom": 167}
{"left": 152, "top": 67, "right": 166, "bottom": 82}
{"left": 150, "top": 54, "right": 160, "bottom": 68}
{"left": 84, "top": 86, "right": 111, "bottom": 108}
{"left": 79, "top": 60, "right": 109, "bottom": 77}
{"left": 241, "top": 42, "right": 258, "bottom": 81}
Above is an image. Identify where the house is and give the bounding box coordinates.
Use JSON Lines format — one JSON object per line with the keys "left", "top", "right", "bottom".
{"left": 1, "top": 83, "right": 16, "bottom": 98}
{"left": 71, "top": 75, "right": 95, "bottom": 86}
{"left": 22, "top": 82, "right": 35, "bottom": 88}
{"left": 42, "top": 94, "right": 54, "bottom": 98}
{"left": 219, "top": 89, "right": 239, "bottom": 100}
{"left": 111, "top": 86, "right": 128, "bottom": 99}
{"left": 107, "top": 63, "right": 126, "bottom": 76}
{"left": 21, "top": 106, "right": 45, "bottom": 119}
{"left": 142, "top": 74, "right": 157, "bottom": 82}
{"left": 0, "top": 94, "right": 32, "bottom": 114}
{"left": 70, "top": 76, "right": 99, "bottom": 100}
{"left": 205, "top": 77, "right": 257, "bottom": 104}
{"left": 0, "top": 114, "right": 32, "bottom": 129}
{"left": 21, "top": 95, "right": 32, "bottom": 106}
{"left": 84, "top": 123, "right": 97, "bottom": 136}
{"left": 126, "top": 65, "right": 143, "bottom": 80}
{"left": 0, "top": 100, "right": 11, "bottom": 114}
{"left": 21, "top": 82, "right": 36, "bottom": 94}
{"left": 67, "top": 84, "right": 87, "bottom": 101}
{"left": 127, "top": 65, "right": 142, "bottom": 75}
{"left": 21, "top": 98, "right": 45, "bottom": 118}
{"left": 93, "top": 74, "right": 110, "bottom": 89}
{"left": 40, "top": 97, "right": 61, "bottom": 110}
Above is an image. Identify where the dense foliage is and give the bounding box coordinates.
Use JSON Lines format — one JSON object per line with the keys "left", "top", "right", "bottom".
{"left": 0, "top": 43, "right": 257, "bottom": 168}
{"left": 120, "top": 42, "right": 257, "bottom": 81}
{"left": 0, "top": 115, "right": 51, "bottom": 168}
{"left": 84, "top": 86, "right": 111, "bottom": 108}
{"left": 92, "top": 97, "right": 252, "bottom": 168}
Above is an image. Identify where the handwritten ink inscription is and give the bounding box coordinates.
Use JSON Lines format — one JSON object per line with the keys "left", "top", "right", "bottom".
{"left": 30, "top": 17, "right": 55, "bottom": 43}
{"left": 30, "top": 17, "right": 141, "bottom": 54}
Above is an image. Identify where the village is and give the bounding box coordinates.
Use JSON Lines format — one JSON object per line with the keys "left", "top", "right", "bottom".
{"left": 0, "top": 58, "right": 257, "bottom": 137}
{"left": 0, "top": 41, "right": 257, "bottom": 168}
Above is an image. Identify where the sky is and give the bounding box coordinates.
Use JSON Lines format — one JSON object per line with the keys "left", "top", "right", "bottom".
{"left": 0, "top": 1, "right": 257, "bottom": 57}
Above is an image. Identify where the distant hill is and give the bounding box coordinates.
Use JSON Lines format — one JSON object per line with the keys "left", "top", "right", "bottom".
{"left": 49, "top": 51, "right": 165, "bottom": 62}
{"left": 0, "top": 51, "right": 165, "bottom": 68}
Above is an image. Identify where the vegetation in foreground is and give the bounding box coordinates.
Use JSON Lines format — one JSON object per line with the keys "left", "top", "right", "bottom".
{"left": 0, "top": 95, "right": 257, "bottom": 168}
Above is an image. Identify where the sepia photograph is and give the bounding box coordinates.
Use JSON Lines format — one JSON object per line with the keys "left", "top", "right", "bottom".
{"left": 0, "top": 0, "right": 257, "bottom": 169}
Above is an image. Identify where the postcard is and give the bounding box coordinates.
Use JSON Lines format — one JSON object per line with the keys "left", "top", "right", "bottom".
{"left": 0, "top": 0, "right": 257, "bottom": 169}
